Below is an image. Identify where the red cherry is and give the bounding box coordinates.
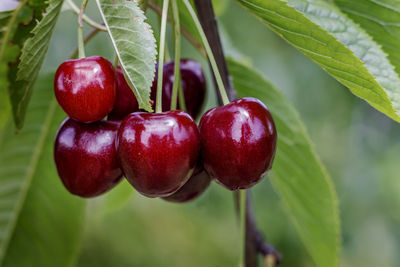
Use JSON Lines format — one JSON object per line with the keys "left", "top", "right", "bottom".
{"left": 54, "top": 118, "right": 122, "bottom": 197}
{"left": 54, "top": 56, "right": 116, "bottom": 123}
{"left": 118, "top": 111, "right": 200, "bottom": 197}
{"left": 162, "top": 163, "right": 211, "bottom": 203}
{"left": 199, "top": 97, "right": 277, "bottom": 190}
{"left": 108, "top": 66, "right": 139, "bottom": 120}
{"left": 151, "top": 59, "right": 206, "bottom": 118}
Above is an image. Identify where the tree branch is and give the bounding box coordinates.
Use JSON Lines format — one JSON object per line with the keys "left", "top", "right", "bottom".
{"left": 193, "top": 1, "right": 281, "bottom": 266}
{"left": 193, "top": 0, "right": 236, "bottom": 104}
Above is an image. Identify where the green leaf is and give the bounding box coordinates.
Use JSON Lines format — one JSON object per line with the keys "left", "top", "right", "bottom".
{"left": 96, "top": 0, "right": 156, "bottom": 112}
{"left": 16, "top": 0, "right": 64, "bottom": 93}
{"left": 334, "top": 0, "right": 400, "bottom": 75}
{"left": 0, "top": 1, "right": 48, "bottom": 130}
{"left": 0, "top": 11, "right": 12, "bottom": 39}
{"left": 0, "top": 74, "right": 86, "bottom": 266}
{"left": 227, "top": 58, "right": 341, "bottom": 267}
{"left": 97, "top": 179, "right": 134, "bottom": 218}
{"left": 212, "top": 0, "right": 229, "bottom": 16}
{"left": 236, "top": 0, "right": 400, "bottom": 124}
{"left": 0, "top": 10, "right": 12, "bottom": 129}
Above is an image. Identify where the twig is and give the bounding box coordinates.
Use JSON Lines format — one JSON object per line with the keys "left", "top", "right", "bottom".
{"left": 182, "top": 0, "right": 229, "bottom": 105}
{"left": 246, "top": 193, "right": 281, "bottom": 266}
{"left": 193, "top": 0, "right": 236, "bottom": 102}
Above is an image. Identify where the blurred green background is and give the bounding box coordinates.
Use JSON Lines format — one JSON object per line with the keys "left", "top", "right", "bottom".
{"left": 35, "top": 0, "right": 400, "bottom": 266}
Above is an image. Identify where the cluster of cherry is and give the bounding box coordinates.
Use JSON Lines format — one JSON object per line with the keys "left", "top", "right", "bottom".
{"left": 53, "top": 56, "right": 277, "bottom": 203}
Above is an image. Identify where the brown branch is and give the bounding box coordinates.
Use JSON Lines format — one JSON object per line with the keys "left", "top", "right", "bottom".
{"left": 147, "top": 1, "right": 206, "bottom": 57}
{"left": 246, "top": 192, "right": 281, "bottom": 266}
{"left": 193, "top": 0, "right": 280, "bottom": 266}
{"left": 193, "top": 0, "right": 236, "bottom": 103}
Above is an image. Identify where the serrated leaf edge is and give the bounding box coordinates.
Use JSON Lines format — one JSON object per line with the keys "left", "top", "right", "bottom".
{"left": 96, "top": 0, "right": 156, "bottom": 112}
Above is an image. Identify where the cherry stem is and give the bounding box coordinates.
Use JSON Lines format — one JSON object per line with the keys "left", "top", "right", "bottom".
{"left": 77, "top": 0, "right": 89, "bottom": 58}
{"left": 113, "top": 54, "right": 119, "bottom": 69}
{"left": 170, "top": 0, "right": 180, "bottom": 111}
{"left": 182, "top": 0, "right": 230, "bottom": 106}
{"left": 71, "top": 27, "right": 101, "bottom": 59}
{"left": 239, "top": 190, "right": 246, "bottom": 267}
{"left": 66, "top": 0, "right": 106, "bottom": 31}
{"left": 147, "top": 1, "right": 206, "bottom": 57}
{"left": 178, "top": 83, "right": 187, "bottom": 112}
{"left": 155, "top": 0, "right": 169, "bottom": 113}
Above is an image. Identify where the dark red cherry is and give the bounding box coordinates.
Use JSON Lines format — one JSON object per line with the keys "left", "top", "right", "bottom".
{"left": 199, "top": 97, "right": 277, "bottom": 190}
{"left": 54, "top": 118, "right": 122, "bottom": 197}
{"left": 162, "top": 163, "right": 211, "bottom": 203}
{"left": 108, "top": 66, "right": 139, "bottom": 120}
{"left": 118, "top": 111, "right": 200, "bottom": 197}
{"left": 54, "top": 56, "right": 116, "bottom": 123}
{"left": 151, "top": 59, "right": 206, "bottom": 118}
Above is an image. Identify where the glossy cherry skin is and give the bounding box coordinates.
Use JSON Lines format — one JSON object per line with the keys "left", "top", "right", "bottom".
{"left": 54, "top": 118, "right": 123, "bottom": 197}
{"left": 54, "top": 56, "right": 116, "bottom": 123}
{"left": 108, "top": 66, "right": 139, "bottom": 120}
{"left": 151, "top": 59, "right": 206, "bottom": 118}
{"left": 162, "top": 162, "right": 211, "bottom": 203}
{"left": 199, "top": 97, "right": 277, "bottom": 190}
{"left": 118, "top": 111, "right": 200, "bottom": 197}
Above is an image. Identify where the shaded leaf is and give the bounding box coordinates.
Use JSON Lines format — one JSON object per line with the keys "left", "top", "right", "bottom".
{"left": 0, "top": 10, "right": 13, "bottom": 130}
{"left": 96, "top": 0, "right": 156, "bottom": 112}
{"left": 236, "top": 0, "right": 400, "bottom": 124}
{"left": 0, "top": 1, "right": 47, "bottom": 130}
{"left": 16, "top": 0, "right": 64, "bottom": 89}
{"left": 0, "top": 11, "right": 12, "bottom": 38}
{"left": 228, "top": 58, "right": 341, "bottom": 267}
{"left": 97, "top": 179, "right": 135, "bottom": 218}
{"left": 0, "top": 74, "right": 86, "bottom": 266}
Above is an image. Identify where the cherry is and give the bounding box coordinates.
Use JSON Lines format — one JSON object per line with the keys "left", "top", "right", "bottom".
{"left": 54, "top": 56, "right": 116, "bottom": 123}
{"left": 151, "top": 59, "right": 206, "bottom": 118}
{"left": 118, "top": 111, "right": 200, "bottom": 197}
{"left": 162, "top": 162, "right": 211, "bottom": 203}
{"left": 199, "top": 97, "right": 277, "bottom": 190}
{"left": 108, "top": 66, "right": 139, "bottom": 121}
{"left": 54, "top": 118, "right": 122, "bottom": 197}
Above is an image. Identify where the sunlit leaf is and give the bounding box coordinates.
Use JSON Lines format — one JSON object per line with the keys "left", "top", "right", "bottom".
{"left": 236, "top": 0, "right": 400, "bottom": 124}
{"left": 0, "top": 74, "right": 86, "bottom": 266}
{"left": 334, "top": 0, "right": 400, "bottom": 75}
